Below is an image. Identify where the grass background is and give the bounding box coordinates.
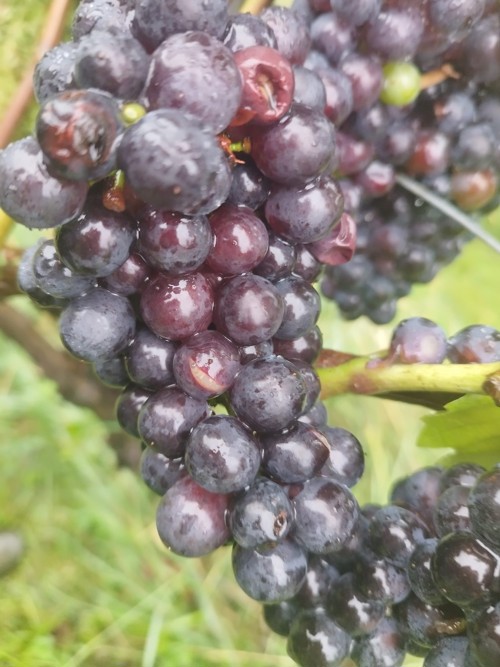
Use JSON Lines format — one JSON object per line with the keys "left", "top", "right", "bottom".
{"left": 1, "top": 2, "right": 500, "bottom": 665}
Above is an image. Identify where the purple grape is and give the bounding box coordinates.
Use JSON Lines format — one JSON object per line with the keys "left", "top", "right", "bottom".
{"left": 55, "top": 199, "right": 136, "bottom": 278}
{"left": 74, "top": 29, "right": 149, "bottom": 99}
{"left": 140, "top": 448, "right": 186, "bottom": 496}
{"left": 310, "top": 12, "right": 354, "bottom": 65}
{"left": 137, "top": 387, "right": 210, "bottom": 458}
{"left": 132, "top": 0, "right": 229, "bottom": 52}
{"left": 388, "top": 317, "right": 448, "bottom": 364}
{"left": 287, "top": 608, "right": 350, "bottom": 667}
{"left": 433, "top": 485, "right": 472, "bottom": 536}
{"left": 228, "top": 477, "right": 294, "bottom": 548}
{"left": 254, "top": 232, "right": 297, "bottom": 282}
{"left": 72, "top": 0, "right": 128, "bottom": 40}
{"left": 354, "top": 556, "right": 411, "bottom": 605}
{"left": 100, "top": 253, "right": 151, "bottom": 296}
{"left": 393, "top": 594, "right": 465, "bottom": 650}
{"left": 117, "top": 109, "right": 228, "bottom": 215}
{"left": 408, "top": 538, "right": 447, "bottom": 607}
{"left": 439, "top": 463, "right": 486, "bottom": 493}
{"left": 213, "top": 274, "right": 284, "bottom": 346}
{"left": 206, "top": 204, "right": 269, "bottom": 276}
{"left": 140, "top": 272, "right": 214, "bottom": 342}
{"left": 293, "top": 66, "right": 327, "bottom": 111}
{"left": 125, "top": 326, "right": 177, "bottom": 390}
{"left": 261, "top": 422, "right": 330, "bottom": 484}
{"left": 227, "top": 159, "right": 270, "bottom": 210}
{"left": 447, "top": 325, "right": 500, "bottom": 363}
{"left": 156, "top": 476, "right": 230, "bottom": 557}
{"left": 33, "top": 42, "right": 77, "bottom": 104}
{"left": 293, "top": 477, "right": 360, "bottom": 554}
{"left": 239, "top": 340, "right": 274, "bottom": 365}
{"left": 172, "top": 330, "right": 240, "bottom": 400}
{"left": 250, "top": 104, "right": 336, "bottom": 185}
{"left": 232, "top": 539, "right": 307, "bottom": 603}
{"left": 36, "top": 89, "right": 122, "bottom": 181}
{"left": 369, "top": 506, "right": 428, "bottom": 567}
{"left": 32, "top": 239, "right": 95, "bottom": 299}
{"left": 423, "top": 637, "right": 469, "bottom": 667}
{"left": 115, "top": 384, "right": 152, "bottom": 438}
{"left": 136, "top": 208, "right": 212, "bottom": 276}
{"left": 293, "top": 555, "right": 340, "bottom": 608}
{"left": 432, "top": 531, "right": 499, "bottom": 608}
{"left": 0, "top": 137, "right": 88, "bottom": 229}
{"left": 361, "top": 8, "right": 425, "bottom": 60}
{"left": 327, "top": 572, "right": 386, "bottom": 637}
{"left": 273, "top": 325, "right": 323, "bottom": 364}
{"left": 351, "top": 617, "right": 406, "bottom": 667}
{"left": 17, "top": 242, "right": 68, "bottom": 309}
{"left": 59, "top": 287, "right": 135, "bottom": 362}
{"left": 143, "top": 31, "right": 242, "bottom": 134}
{"left": 317, "top": 67, "right": 354, "bottom": 127}
{"left": 265, "top": 176, "right": 344, "bottom": 244}
{"left": 185, "top": 415, "right": 261, "bottom": 494}
{"left": 93, "top": 355, "right": 128, "bottom": 388}
{"left": 229, "top": 356, "right": 307, "bottom": 433}
{"left": 320, "top": 426, "right": 365, "bottom": 488}
{"left": 293, "top": 245, "right": 322, "bottom": 283}
{"left": 260, "top": 6, "right": 311, "bottom": 65}
{"left": 223, "top": 13, "right": 278, "bottom": 52}
{"left": 274, "top": 276, "right": 321, "bottom": 341}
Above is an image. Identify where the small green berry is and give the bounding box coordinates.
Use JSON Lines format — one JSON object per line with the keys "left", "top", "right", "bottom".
{"left": 120, "top": 102, "right": 147, "bottom": 126}
{"left": 380, "top": 61, "right": 421, "bottom": 107}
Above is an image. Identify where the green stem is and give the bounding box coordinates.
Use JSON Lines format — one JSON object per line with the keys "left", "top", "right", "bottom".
{"left": 317, "top": 356, "right": 500, "bottom": 400}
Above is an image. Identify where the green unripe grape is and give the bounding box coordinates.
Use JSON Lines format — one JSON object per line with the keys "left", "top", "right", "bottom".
{"left": 120, "top": 102, "right": 147, "bottom": 126}
{"left": 380, "top": 61, "right": 421, "bottom": 107}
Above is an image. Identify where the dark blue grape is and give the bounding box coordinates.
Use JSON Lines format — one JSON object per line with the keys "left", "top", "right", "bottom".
{"left": 59, "top": 287, "right": 135, "bottom": 362}
{"left": 293, "top": 477, "right": 360, "bottom": 555}
{"left": 287, "top": 608, "right": 350, "bottom": 667}
{"left": 156, "top": 476, "right": 230, "bottom": 557}
{"left": 55, "top": 200, "right": 135, "bottom": 278}
{"left": 33, "top": 42, "right": 77, "bottom": 104}
{"left": 232, "top": 539, "right": 307, "bottom": 603}
{"left": 228, "top": 477, "right": 294, "bottom": 548}
{"left": 143, "top": 31, "right": 242, "bottom": 134}
{"left": 118, "top": 109, "right": 228, "bottom": 215}
{"left": 185, "top": 415, "right": 261, "bottom": 494}
{"left": 0, "top": 137, "right": 88, "bottom": 229}
{"left": 137, "top": 387, "right": 210, "bottom": 458}
{"left": 32, "top": 239, "right": 95, "bottom": 299}
{"left": 125, "top": 326, "right": 177, "bottom": 390}
{"left": 132, "top": 0, "right": 229, "bottom": 52}
{"left": 229, "top": 356, "right": 307, "bottom": 432}
{"left": 140, "top": 448, "right": 185, "bottom": 496}
{"left": 261, "top": 422, "right": 330, "bottom": 484}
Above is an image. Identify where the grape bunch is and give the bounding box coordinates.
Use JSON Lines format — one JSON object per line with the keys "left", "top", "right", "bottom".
{"left": 1, "top": 0, "right": 363, "bottom": 642}
{"left": 1, "top": 0, "right": 500, "bottom": 666}
{"left": 299, "top": 0, "right": 500, "bottom": 322}
{"left": 263, "top": 461, "right": 500, "bottom": 667}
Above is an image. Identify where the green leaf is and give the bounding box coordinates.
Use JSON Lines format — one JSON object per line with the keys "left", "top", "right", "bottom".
{"left": 418, "top": 394, "right": 500, "bottom": 456}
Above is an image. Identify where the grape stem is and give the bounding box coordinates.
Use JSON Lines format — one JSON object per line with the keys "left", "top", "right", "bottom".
{"left": 317, "top": 352, "right": 500, "bottom": 401}
{"left": 395, "top": 173, "right": 500, "bottom": 254}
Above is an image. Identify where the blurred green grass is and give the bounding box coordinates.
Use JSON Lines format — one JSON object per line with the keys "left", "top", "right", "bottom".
{"left": 1, "top": 2, "right": 500, "bottom": 665}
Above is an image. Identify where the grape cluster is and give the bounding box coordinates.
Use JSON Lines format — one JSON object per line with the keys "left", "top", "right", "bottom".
{"left": 1, "top": 1, "right": 500, "bottom": 666}
{"left": 298, "top": 0, "right": 500, "bottom": 322}
{"left": 1, "top": 0, "right": 368, "bottom": 638}
{"left": 262, "top": 462, "right": 500, "bottom": 667}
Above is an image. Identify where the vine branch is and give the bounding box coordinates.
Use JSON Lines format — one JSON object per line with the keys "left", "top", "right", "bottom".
{"left": 317, "top": 350, "right": 500, "bottom": 407}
